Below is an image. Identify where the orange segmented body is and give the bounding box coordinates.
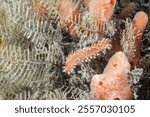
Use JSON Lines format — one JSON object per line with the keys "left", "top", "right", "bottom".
{"left": 64, "top": 38, "right": 112, "bottom": 74}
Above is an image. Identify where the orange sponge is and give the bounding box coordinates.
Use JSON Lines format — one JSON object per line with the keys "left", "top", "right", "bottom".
{"left": 91, "top": 73, "right": 133, "bottom": 100}
{"left": 86, "top": 0, "right": 116, "bottom": 21}
{"left": 125, "top": 11, "right": 148, "bottom": 67}
{"left": 131, "top": 11, "right": 148, "bottom": 66}
{"left": 133, "top": 11, "right": 148, "bottom": 33}
{"left": 90, "top": 51, "right": 133, "bottom": 100}
{"left": 103, "top": 50, "right": 131, "bottom": 75}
